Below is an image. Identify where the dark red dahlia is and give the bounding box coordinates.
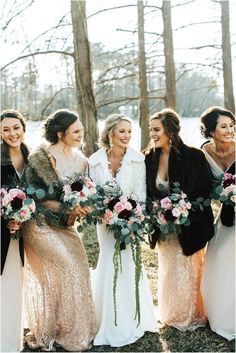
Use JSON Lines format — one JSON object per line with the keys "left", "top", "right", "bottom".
{"left": 71, "top": 181, "right": 83, "bottom": 192}
{"left": 118, "top": 209, "right": 132, "bottom": 220}
{"left": 11, "top": 196, "right": 23, "bottom": 210}
{"left": 127, "top": 198, "right": 137, "bottom": 209}
{"left": 108, "top": 198, "right": 120, "bottom": 211}
{"left": 163, "top": 209, "right": 176, "bottom": 222}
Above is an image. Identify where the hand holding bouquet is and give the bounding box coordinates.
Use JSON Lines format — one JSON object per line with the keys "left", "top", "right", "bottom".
{"left": 211, "top": 172, "right": 236, "bottom": 205}
{"left": 62, "top": 173, "right": 97, "bottom": 224}
{"left": 148, "top": 189, "right": 192, "bottom": 239}
{"left": 0, "top": 187, "right": 36, "bottom": 239}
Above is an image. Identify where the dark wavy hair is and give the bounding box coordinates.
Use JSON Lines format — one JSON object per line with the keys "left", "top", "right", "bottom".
{"left": 0, "top": 109, "right": 26, "bottom": 132}
{"left": 44, "top": 109, "right": 80, "bottom": 144}
{"left": 145, "top": 108, "right": 181, "bottom": 153}
{"left": 200, "top": 106, "right": 235, "bottom": 139}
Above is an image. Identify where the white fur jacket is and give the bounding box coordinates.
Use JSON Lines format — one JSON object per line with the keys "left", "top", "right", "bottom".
{"left": 88, "top": 146, "right": 146, "bottom": 204}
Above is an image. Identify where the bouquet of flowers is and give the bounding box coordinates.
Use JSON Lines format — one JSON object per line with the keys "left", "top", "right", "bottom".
{"left": 0, "top": 187, "right": 36, "bottom": 239}
{"left": 61, "top": 173, "right": 97, "bottom": 226}
{"left": 89, "top": 180, "right": 146, "bottom": 325}
{"left": 210, "top": 172, "right": 236, "bottom": 205}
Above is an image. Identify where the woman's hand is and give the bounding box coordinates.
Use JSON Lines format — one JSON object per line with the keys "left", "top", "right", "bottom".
{"left": 7, "top": 219, "right": 21, "bottom": 234}
{"left": 66, "top": 206, "right": 90, "bottom": 226}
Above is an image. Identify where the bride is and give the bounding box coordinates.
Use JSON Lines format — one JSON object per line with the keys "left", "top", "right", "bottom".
{"left": 89, "top": 113, "right": 158, "bottom": 347}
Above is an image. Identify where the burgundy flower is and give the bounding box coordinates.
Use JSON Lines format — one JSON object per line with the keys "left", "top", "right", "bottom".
{"left": 11, "top": 196, "right": 23, "bottom": 210}
{"left": 118, "top": 209, "right": 132, "bottom": 220}
{"left": 163, "top": 209, "right": 176, "bottom": 222}
{"left": 108, "top": 198, "right": 120, "bottom": 211}
{"left": 71, "top": 181, "right": 83, "bottom": 192}
{"left": 128, "top": 198, "right": 137, "bottom": 209}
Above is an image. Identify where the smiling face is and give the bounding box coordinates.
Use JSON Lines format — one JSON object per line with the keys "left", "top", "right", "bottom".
{"left": 0, "top": 117, "right": 25, "bottom": 148}
{"left": 111, "top": 120, "right": 132, "bottom": 149}
{"left": 149, "top": 118, "right": 170, "bottom": 149}
{"left": 60, "top": 118, "right": 84, "bottom": 148}
{"left": 213, "top": 115, "right": 235, "bottom": 143}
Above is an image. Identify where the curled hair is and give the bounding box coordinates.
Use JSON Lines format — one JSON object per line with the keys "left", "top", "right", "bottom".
{"left": 44, "top": 109, "right": 80, "bottom": 144}
{"left": 200, "top": 106, "right": 235, "bottom": 139}
{"left": 147, "top": 108, "right": 181, "bottom": 151}
{"left": 0, "top": 109, "right": 26, "bottom": 132}
{"left": 99, "top": 113, "right": 132, "bottom": 149}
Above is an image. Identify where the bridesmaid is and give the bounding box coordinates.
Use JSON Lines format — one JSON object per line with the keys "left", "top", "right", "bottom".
{"left": 144, "top": 108, "right": 214, "bottom": 331}
{"left": 1, "top": 109, "right": 30, "bottom": 352}
{"left": 23, "top": 109, "right": 97, "bottom": 351}
{"left": 200, "top": 106, "right": 235, "bottom": 340}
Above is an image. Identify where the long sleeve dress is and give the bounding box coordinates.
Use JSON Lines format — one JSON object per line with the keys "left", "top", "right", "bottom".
{"left": 23, "top": 145, "right": 97, "bottom": 351}
{"left": 201, "top": 146, "right": 235, "bottom": 340}
{"left": 89, "top": 146, "right": 158, "bottom": 347}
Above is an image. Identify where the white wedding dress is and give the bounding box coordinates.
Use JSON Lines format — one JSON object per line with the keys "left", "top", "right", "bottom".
{"left": 89, "top": 147, "right": 158, "bottom": 347}
{"left": 1, "top": 171, "right": 24, "bottom": 352}
{"left": 201, "top": 146, "right": 235, "bottom": 340}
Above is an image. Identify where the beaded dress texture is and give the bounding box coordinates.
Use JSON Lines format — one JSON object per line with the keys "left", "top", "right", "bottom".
{"left": 23, "top": 149, "right": 97, "bottom": 351}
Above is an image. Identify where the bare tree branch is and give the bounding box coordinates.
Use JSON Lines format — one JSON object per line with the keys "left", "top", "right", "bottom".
{"left": 41, "top": 86, "right": 74, "bottom": 117}
{"left": 87, "top": 5, "right": 138, "bottom": 19}
{"left": 174, "top": 20, "right": 220, "bottom": 31}
{"left": 1, "top": 50, "right": 74, "bottom": 71}
{"left": 2, "top": 0, "right": 35, "bottom": 30}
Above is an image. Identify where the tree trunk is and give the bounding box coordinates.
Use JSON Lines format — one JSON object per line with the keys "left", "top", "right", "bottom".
{"left": 71, "top": 0, "right": 98, "bottom": 156}
{"left": 162, "top": 0, "right": 176, "bottom": 109}
{"left": 220, "top": 0, "right": 235, "bottom": 113}
{"left": 137, "top": 0, "right": 150, "bottom": 150}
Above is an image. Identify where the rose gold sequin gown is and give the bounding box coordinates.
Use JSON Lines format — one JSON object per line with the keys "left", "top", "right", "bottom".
{"left": 23, "top": 150, "right": 97, "bottom": 351}
{"left": 156, "top": 175, "right": 206, "bottom": 331}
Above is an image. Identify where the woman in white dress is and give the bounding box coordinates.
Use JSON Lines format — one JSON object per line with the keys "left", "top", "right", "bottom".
{"left": 1, "top": 109, "right": 30, "bottom": 352}
{"left": 200, "top": 106, "right": 235, "bottom": 340}
{"left": 89, "top": 114, "right": 158, "bottom": 347}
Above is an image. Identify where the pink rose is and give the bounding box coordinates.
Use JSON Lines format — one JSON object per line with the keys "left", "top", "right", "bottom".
{"left": 160, "top": 197, "right": 172, "bottom": 210}
{"left": 114, "top": 202, "right": 125, "bottom": 213}
{"left": 103, "top": 209, "right": 113, "bottom": 224}
{"left": 20, "top": 209, "right": 27, "bottom": 218}
{"left": 2, "top": 194, "right": 12, "bottom": 207}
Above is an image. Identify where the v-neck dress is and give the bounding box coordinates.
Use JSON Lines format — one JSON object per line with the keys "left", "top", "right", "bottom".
{"left": 89, "top": 147, "right": 158, "bottom": 347}
{"left": 201, "top": 145, "right": 235, "bottom": 340}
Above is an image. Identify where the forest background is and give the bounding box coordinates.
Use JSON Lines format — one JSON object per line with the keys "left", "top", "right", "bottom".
{"left": 1, "top": 1, "right": 236, "bottom": 352}
{"left": 0, "top": 0, "right": 235, "bottom": 154}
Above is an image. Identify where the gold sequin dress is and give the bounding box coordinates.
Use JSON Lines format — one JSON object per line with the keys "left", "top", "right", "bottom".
{"left": 23, "top": 148, "right": 97, "bottom": 351}
{"left": 156, "top": 175, "right": 206, "bottom": 331}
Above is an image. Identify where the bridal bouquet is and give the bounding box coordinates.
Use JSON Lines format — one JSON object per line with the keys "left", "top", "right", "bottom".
{"left": 90, "top": 180, "right": 145, "bottom": 325}
{"left": 0, "top": 187, "right": 36, "bottom": 239}
{"left": 211, "top": 172, "right": 236, "bottom": 205}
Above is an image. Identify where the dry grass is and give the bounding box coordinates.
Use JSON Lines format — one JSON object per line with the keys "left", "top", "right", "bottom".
{"left": 23, "top": 223, "right": 235, "bottom": 352}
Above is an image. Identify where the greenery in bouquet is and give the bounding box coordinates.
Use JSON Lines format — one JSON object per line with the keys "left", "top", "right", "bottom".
{"left": 146, "top": 182, "right": 211, "bottom": 241}
{"left": 0, "top": 187, "right": 36, "bottom": 239}
{"left": 88, "top": 180, "right": 146, "bottom": 326}
{"left": 210, "top": 172, "right": 236, "bottom": 206}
